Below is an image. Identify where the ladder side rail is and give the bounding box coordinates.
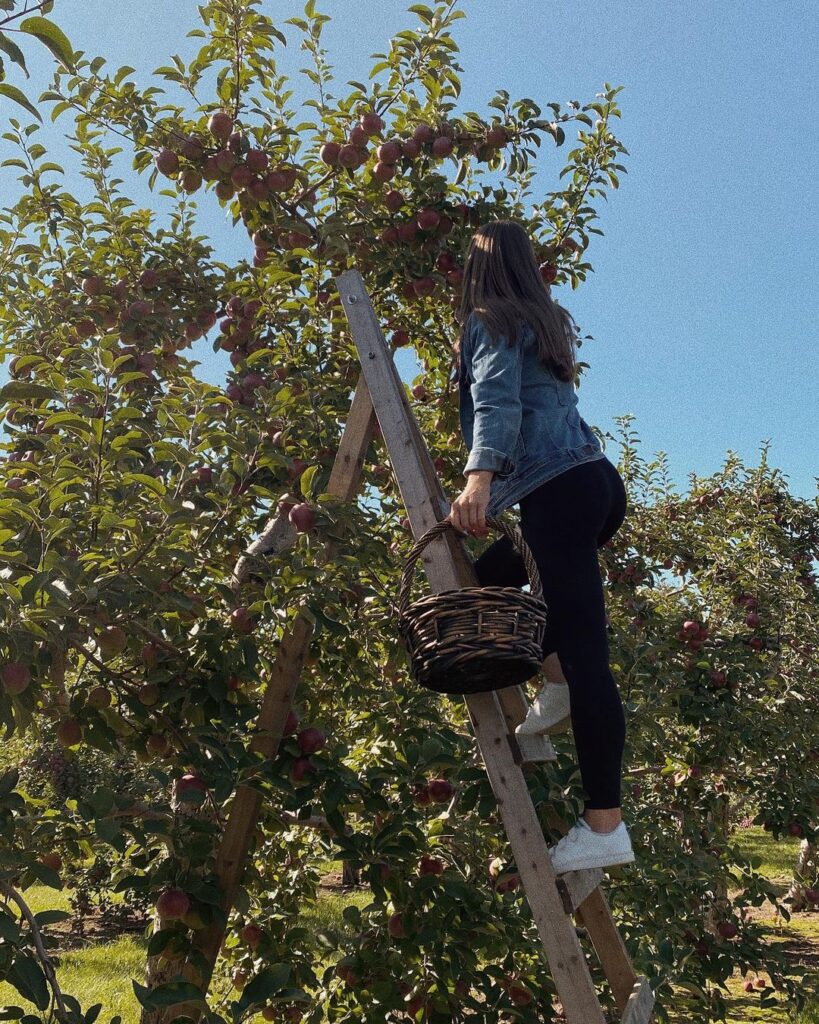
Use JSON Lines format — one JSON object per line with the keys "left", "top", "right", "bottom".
{"left": 168, "top": 379, "right": 379, "bottom": 1020}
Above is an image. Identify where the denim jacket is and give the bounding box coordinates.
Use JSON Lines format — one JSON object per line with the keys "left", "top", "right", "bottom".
{"left": 458, "top": 311, "right": 606, "bottom": 516}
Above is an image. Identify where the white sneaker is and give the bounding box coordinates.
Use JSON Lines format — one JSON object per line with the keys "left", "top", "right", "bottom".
{"left": 514, "top": 681, "right": 571, "bottom": 735}
{"left": 548, "top": 817, "right": 635, "bottom": 875}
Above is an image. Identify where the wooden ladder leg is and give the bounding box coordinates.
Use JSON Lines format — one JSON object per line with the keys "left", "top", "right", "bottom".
{"left": 467, "top": 690, "right": 609, "bottom": 1023}
{"left": 168, "top": 378, "right": 380, "bottom": 1019}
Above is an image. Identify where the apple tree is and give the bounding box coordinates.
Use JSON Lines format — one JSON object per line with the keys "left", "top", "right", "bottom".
{"left": 0, "top": 2, "right": 817, "bottom": 1022}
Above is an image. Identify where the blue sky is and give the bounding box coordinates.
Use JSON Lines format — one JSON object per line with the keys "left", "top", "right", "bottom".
{"left": 2, "top": 0, "right": 816, "bottom": 499}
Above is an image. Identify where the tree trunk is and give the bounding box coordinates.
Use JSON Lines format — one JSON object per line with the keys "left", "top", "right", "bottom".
{"left": 786, "top": 838, "right": 818, "bottom": 911}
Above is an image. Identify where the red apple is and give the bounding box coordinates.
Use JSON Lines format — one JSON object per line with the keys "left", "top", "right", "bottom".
{"left": 241, "top": 922, "right": 262, "bottom": 949}
{"left": 372, "top": 161, "right": 396, "bottom": 182}
{"left": 229, "top": 606, "right": 255, "bottom": 635}
{"left": 73, "top": 319, "right": 96, "bottom": 339}
{"left": 431, "top": 136, "right": 453, "bottom": 157}
{"left": 427, "top": 778, "right": 454, "bottom": 803}
{"left": 397, "top": 221, "right": 417, "bottom": 243}
{"left": 40, "top": 852, "right": 62, "bottom": 873}
{"left": 156, "top": 887, "right": 190, "bottom": 920}
{"left": 418, "top": 854, "right": 445, "bottom": 876}
{"left": 539, "top": 263, "right": 557, "bottom": 283}
{"left": 82, "top": 275, "right": 105, "bottom": 297}
{"left": 337, "top": 145, "right": 361, "bottom": 169}
{"left": 335, "top": 960, "right": 359, "bottom": 987}
{"left": 1, "top": 662, "right": 31, "bottom": 695}
{"left": 387, "top": 912, "right": 405, "bottom": 938}
{"left": 413, "top": 124, "right": 435, "bottom": 144}
{"left": 56, "top": 718, "right": 82, "bottom": 747}
{"left": 155, "top": 149, "right": 179, "bottom": 176}
{"left": 177, "top": 774, "right": 207, "bottom": 799}
{"left": 360, "top": 112, "right": 384, "bottom": 136}
{"left": 288, "top": 503, "right": 316, "bottom": 532}
{"left": 87, "top": 685, "right": 111, "bottom": 709}
{"left": 208, "top": 111, "right": 234, "bottom": 140}
{"left": 146, "top": 733, "right": 170, "bottom": 756}
{"left": 296, "top": 726, "right": 326, "bottom": 754}
{"left": 127, "top": 300, "right": 151, "bottom": 321}
{"left": 290, "top": 756, "right": 314, "bottom": 782}
{"left": 486, "top": 125, "right": 509, "bottom": 147}
{"left": 376, "top": 141, "right": 402, "bottom": 164}
{"left": 138, "top": 683, "right": 160, "bottom": 706}
{"left": 417, "top": 207, "right": 440, "bottom": 231}
{"left": 230, "top": 165, "right": 254, "bottom": 189}
{"left": 246, "top": 149, "right": 269, "bottom": 173}
{"left": 411, "top": 277, "right": 435, "bottom": 298}
{"left": 507, "top": 981, "right": 533, "bottom": 1006}
{"left": 716, "top": 921, "right": 738, "bottom": 939}
{"left": 140, "top": 641, "right": 159, "bottom": 669}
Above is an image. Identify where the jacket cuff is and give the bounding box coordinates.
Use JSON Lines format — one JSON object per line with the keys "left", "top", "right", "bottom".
{"left": 464, "top": 445, "right": 515, "bottom": 476}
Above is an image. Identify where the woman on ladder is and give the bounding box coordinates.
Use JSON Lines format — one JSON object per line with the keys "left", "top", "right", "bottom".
{"left": 445, "top": 218, "right": 635, "bottom": 875}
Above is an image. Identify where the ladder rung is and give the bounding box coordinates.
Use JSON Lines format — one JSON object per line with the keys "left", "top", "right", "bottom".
{"left": 507, "top": 731, "right": 557, "bottom": 763}
{"left": 556, "top": 867, "right": 605, "bottom": 914}
{"left": 620, "top": 975, "right": 655, "bottom": 1024}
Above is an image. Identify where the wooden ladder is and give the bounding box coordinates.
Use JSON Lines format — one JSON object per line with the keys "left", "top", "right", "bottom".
{"left": 168, "top": 268, "right": 656, "bottom": 1023}
{"left": 335, "top": 268, "right": 656, "bottom": 1024}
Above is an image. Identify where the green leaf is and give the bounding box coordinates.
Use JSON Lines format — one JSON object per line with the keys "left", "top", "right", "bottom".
{"left": 33, "top": 910, "right": 70, "bottom": 927}
{"left": 236, "top": 964, "right": 291, "bottom": 1011}
{"left": 0, "top": 909, "right": 21, "bottom": 943}
{"left": 120, "top": 473, "right": 167, "bottom": 496}
{"left": 0, "top": 381, "right": 55, "bottom": 401}
{"left": 0, "top": 766, "right": 19, "bottom": 798}
{"left": 0, "top": 84, "right": 41, "bottom": 122}
{"left": 19, "top": 17, "right": 75, "bottom": 70}
{"left": 0, "top": 34, "right": 28, "bottom": 76}
{"left": 7, "top": 954, "right": 49, "bottom": 1010}
{"left": 300, "top": 464, "right": 319, "bottom": 501}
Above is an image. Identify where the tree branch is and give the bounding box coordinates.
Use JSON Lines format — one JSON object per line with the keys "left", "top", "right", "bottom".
{"left": 0, "top": 881, "right": 68, "bottom": 1018}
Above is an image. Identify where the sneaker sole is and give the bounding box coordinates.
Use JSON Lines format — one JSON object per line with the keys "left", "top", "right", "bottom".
{"left": 551, "top": 850, "right": 635, "bottom": 873}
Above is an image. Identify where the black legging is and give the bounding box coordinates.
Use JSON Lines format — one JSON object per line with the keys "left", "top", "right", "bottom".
{"left": 473, "top": 456, "right": 628, "bottom": 810}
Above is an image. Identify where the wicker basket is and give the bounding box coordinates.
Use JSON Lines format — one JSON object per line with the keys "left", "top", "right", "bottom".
{"left": 396, "top": 516, "right": 548, "bottom": 695}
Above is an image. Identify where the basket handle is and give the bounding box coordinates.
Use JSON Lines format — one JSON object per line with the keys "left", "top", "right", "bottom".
{"left": 396, "top": 515, "right": 544, "bottom": 617}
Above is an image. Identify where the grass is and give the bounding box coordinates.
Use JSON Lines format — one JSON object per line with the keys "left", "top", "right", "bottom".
{"left": 0, "top": 834, "right": 816, "bottom": 1021}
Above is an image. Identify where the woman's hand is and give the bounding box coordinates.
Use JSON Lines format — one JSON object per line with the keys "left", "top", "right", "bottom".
{"left": 446, "top": 470, "right": 493, "bottom": 537}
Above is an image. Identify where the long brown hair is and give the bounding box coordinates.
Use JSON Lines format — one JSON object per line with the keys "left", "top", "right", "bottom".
{"left": 455, "top": 219, "right": 578, "bottom": 383}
